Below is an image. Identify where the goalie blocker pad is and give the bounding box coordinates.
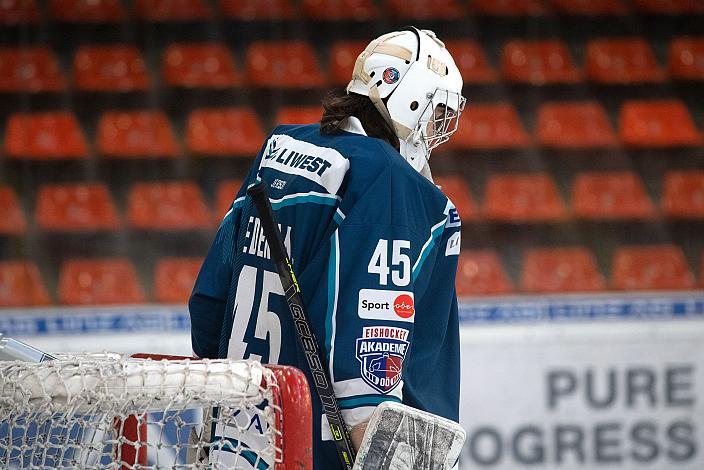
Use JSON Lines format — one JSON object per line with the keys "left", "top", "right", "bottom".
{"left": 353, "top": 401, "right": 465, "bottom": 470}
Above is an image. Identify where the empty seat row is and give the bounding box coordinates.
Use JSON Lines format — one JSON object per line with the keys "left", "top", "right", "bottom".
{"left": 496, "top": 36, "right": 704, "bottom": 84}
{"left": 477, "top": 0, "right": 704, "bottom": 16}
{"left": 0, "top": 257, "right": 203, "bottom": 306}
{"left": 0, "top": 180, "right": 241, "bottom": 233}
{"left": 453, "top": 100, "right": 703, "bottom": 149}
{"left": 439, "top": 171, "right": 704, "bottom": 222}
{"left": 1, "top": 243, "right": 701, "bottom": 306}
{"left": 2, "top": 0, "right": 703, "bottom": 25}
{"left": 2, "top": 99, "right": 701, "bottom": 161}
{"left": 0, "top": 42, "right": 321, "bottom": 92}
{"left": 456, "top": 244, "right": 701, "bottom": 296}
{"left": 2, "top": 108, "right": 267, "bottom": 159}
{"left": 2, "top": 38, "right": 704, "bottom": 93}
{"left": 2, "top": 170, "right": 704, "bottom": 234}
{"left": 0, "top": 106, "right": 317, "bottom": 159}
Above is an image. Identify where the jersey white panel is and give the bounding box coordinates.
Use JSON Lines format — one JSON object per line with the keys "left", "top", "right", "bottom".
{"left": 260, "top": 134, "right": 350, "bottom": 195}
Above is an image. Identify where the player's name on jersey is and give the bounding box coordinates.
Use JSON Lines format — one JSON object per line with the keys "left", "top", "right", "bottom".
{"left": 244, "top": 216, "right": 292, "bottom": 261}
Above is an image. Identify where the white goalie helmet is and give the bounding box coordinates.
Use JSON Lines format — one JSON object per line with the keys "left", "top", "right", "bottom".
{"left": 347, "top": 27, "right": 466, "bottom": 177}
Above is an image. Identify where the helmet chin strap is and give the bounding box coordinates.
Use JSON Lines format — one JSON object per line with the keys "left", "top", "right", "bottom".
{"left": 399, "top": 136, "right": 433, "bottom": 182}
{"left": 367, "top": 85, "right": 412, "bottom": 140}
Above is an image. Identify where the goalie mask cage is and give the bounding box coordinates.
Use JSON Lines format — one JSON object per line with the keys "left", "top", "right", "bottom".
{"left": 0, "top": 353, "right": 312, "bottom": 469}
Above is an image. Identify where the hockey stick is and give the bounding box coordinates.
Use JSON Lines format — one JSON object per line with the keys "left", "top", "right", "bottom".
{"left": 247, "top": 180, "right": 356, "bottom": 470}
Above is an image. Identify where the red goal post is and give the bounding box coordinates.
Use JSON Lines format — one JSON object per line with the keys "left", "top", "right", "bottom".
{"left": 122, "top": 354, "right": 313, "bottom": 470}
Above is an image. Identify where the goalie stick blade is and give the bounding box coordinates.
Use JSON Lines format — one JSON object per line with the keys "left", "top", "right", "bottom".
{"left": 353, "top": 402, "right": 465, "bottom": 470}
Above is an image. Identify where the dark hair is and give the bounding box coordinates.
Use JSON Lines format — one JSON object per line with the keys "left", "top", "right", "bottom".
{"left": 320, "top": 89, "right": 400, "bottom": 151}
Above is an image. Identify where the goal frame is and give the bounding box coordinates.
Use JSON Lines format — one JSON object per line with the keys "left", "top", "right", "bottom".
{"left": 119, "top": 354, "right": 313, "bottom": 470}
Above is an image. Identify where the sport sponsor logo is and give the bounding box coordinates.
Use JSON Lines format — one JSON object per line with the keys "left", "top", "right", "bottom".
{"left": 358, "top": 289, "right": 415, "bottom": 323}
{"left": 264, "top": 139, "right": 332, "bottom": 177}
{"left": 260, "top": 134, "right": 349, "bottom": 194}
{"left": 446, "top": 231, "right": 461, "bottom": 256}
{"left": 393, "top": 294, "right": 415, "bottom": 319}
{"left": 271, "top": 178, "right": 286, "bottom": 189}
{"left": 356, "top": 326, "right": 410, "bottom": 394}
{"left": 444, "top": 200, "right": 461, "bottom": 228}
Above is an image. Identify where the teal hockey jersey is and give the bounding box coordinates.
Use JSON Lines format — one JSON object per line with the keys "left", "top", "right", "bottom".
{"left": 189, "top": 118, "right": 461, "bottom": 469}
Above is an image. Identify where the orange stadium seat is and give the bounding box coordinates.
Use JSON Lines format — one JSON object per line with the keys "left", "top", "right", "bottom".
{"left": 620, "top": 100, "right": 703, "bottom": 147}
{"left": 49, "top": 0, "right": 125, "bottom": 22}
{"left": 154, "top": 258, "right": 203, "bottom": 304}
{"left": 329, "top": 41, "right": 366, "bottom": 86}
{"left": 219, "top": 0, "right": 294, "bottom": 20}
{"left": 0, "top": 261, "right": 50, "bottom": 307}
{"left": 4, "top": 111, "right": 89, "bottom": 160}
{"left": 452, "top": 103, "right": 530, "bottom": 150}
{"left": 96, "top": 110, "right": 180, "bottom": 158}
{"left": 214, "top": 179, "right": 243, "bottom": 222}
{"left": 274, "top": 106, "right": 322, "bottom": 125}
{"left": 631, "top": 0, "right": 704, "bottom": 14}
{"left": 186, "top": 108, "right": 264, "bottom": 157}
{"left": 611, "top": 244, "right": 695, "bottom": 290}
{"left": 58, "top": 258, "right": 146, "bottom": 305}
{"left": 73, "top": 45, "right": 150, "bottom": 92}
{"left": 0, "top": 0, "right": 41, "bottom": 24}
{"left": 154, "top": 257, "right": 203, "bottom": 303}
{"left": 162, "top": 43, "right": 240, "bottom": 88}
{"left": 386, "top": 0, "right": 464, "bottom": 19}
{"left": 35, "top": 183, "right": 120, "bottom": 232}
{"left": 0, "top": 186, "right": 27, "bottom": 235}
{"left": 444, "top": 40, "right": 497, "bottom": 84}
{"left": 0, "top": 47, "right": 66, "bottom": 92}
{"left": 245, "top": 41, "right": 325, "bottom": 88}
{"left": 661, "top": 171, "right": 704, "bottom": 217}
{"left": 550, "top": 0, "right": 629, "bottom": 14}
{"left": 537, "top": 101, "right": 617, "bottom": 148}
{"left": 586, "top": 38, "right": 667, "bottom": 84}
{"left": 127, "top": 181, "right": 212, "bottom": 230}
{"left": 434, "top": 176, "right": 479, "bottom": 221}
{"left": 302, "top": 0, "right": 377, "bottom": 20}
{"left": 471, "top": 0, "right": 548, "bottom": 15}
{"left": 456, "top": 250, "right": 514, "bottom": 296}
{"left": 669, "top": 37, "right": 704, "bottom": 80}
{"left": 134, "top": 0, "right": 211, "bottom": 21}
{"left": 572, "top": 171, "right": 656, "bottom": 219}
{"left": 484, "top": 173, "right": 567, "bottom": 222}
{"left": 502, "top": 39, "right": 582, "bottom": 84}
{"left": 521, "top": 246, "right": 606, "bottom": 293}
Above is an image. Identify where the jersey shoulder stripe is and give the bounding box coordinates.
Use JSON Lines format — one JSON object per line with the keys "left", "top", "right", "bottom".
{"left": 411, "top": 217, "right": 447, "bottom": 281}
{"left": 270, "top": 191, "right": 340, "bottom": 210}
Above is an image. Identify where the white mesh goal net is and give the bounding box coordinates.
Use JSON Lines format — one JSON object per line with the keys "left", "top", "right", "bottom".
{"left": 0, "top": 353, "right": 312, "bottom": 469}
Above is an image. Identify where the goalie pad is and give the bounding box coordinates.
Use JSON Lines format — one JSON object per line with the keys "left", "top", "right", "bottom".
{"left": 353, "top": 401, "right": 465, "bottom": 470}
